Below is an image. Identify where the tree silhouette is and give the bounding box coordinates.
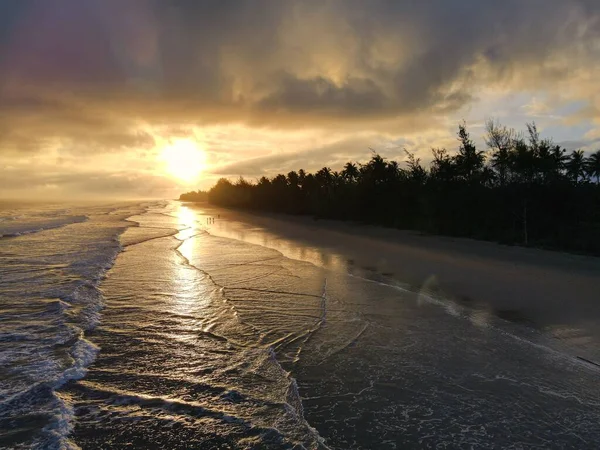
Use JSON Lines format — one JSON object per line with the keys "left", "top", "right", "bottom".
{"left": 485, "top": 119, "right": 513, "bottom": 186}
{"left": 566, "top": 150, "right": 587, "bottom": 183}
{"left": 179, "top": 189, "right": 208, "bottom": 202}
{"left": 342, "top": 162, "right": 359, "bottom": 183}
{"left": 455, "top": 122, "right": 486, "bottom": 182}
{"left": 195, "top": 121, "right": 600, "bottom": 255}
{"left": 585, "top": 151, "right": 600, "bottom": 183}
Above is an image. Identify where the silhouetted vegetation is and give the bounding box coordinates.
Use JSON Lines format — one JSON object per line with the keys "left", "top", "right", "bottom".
{"left": 201, "top": 121, "right": 600, "bottom": 254}
{"left": 179, "top": 190, "right": 208, "bottom": 202}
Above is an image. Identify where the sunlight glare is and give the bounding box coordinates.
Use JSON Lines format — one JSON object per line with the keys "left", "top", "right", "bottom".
{"left": 160, "top": 139, "right": 206, "bottom": 182}
{"left": 177, "top": 205, "right": 197, "bottom": 229}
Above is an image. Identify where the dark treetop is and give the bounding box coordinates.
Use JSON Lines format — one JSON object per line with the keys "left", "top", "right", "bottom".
{"left": 184, "top": 121, "right": 600, "bottom": 255}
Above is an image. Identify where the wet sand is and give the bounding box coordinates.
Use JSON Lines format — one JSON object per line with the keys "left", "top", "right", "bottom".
{"left": 56, "top": 201, "right": 600, "bottom": 449}
{"left": 194, "top": 204, "right": 600, "bottom": 361}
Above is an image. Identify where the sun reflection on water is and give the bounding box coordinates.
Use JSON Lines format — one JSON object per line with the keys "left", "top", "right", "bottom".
{"left": 176, "top": 204, "right": 200, "bottom": 241}
{"left": 177, "top": 204, "right": 197, "bottom": 228}
{"left": 168, "top": 205, "right": 211, "bottom": 334}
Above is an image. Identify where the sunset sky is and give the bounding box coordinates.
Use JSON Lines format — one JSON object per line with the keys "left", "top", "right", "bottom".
{"left": 1, "top": 0, "right": 599, "bottom": 199}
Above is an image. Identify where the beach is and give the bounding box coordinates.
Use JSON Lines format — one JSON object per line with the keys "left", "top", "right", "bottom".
{"left": 2, "top": 200, "right": 600, "bottom": 449}
{"left": 203, "top": 204, "right": 600, "bottom": 359}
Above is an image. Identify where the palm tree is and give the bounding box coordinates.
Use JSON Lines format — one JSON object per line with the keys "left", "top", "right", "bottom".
{"left": 585, "top": 150, "right": 600, "bottom": 183}
{"left": 341, "top": 162, "right": 359, "bottom": 183}
{"left": 362, "top": 153, "right": 389, "bottom": 185}
{"left": 550, "top": 145, "right": 568, "bottom": 179}
{"left": 509, "top": 138, "right": 536, "bottom": 184}
{"left": 203, "top": 120, "right": 600, "bottom": 256}
{"left": 315, "top": 167, "right": 334, "bottom": 188}
{"left": 566, "top": 150, "right": 586, "bottom": 183}
{"left": 535, "top": 140, "right": 554, "bottom": 183}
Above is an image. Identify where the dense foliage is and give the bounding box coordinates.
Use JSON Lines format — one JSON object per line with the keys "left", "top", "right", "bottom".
{"left": 179, "top": 190, "right": 208, "bottom": 202}
{"left": 203, "top": 121, "right": 600, "bottom": 254}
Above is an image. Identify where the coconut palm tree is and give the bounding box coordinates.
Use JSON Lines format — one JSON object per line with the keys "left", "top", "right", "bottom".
{"left": 566, "top": 150, "right": 586, "bottom": 183}
{"left": 585, "top": 150, "right": 600, "bottom": 184}
{"left": 315, "top": 167, "right": 334, "bottom": 188}
{"left": 509, "top": 138, "right": 536, "bottom": 184}
{"left": 341, "top": 162, "right": 359, "bottom": 183}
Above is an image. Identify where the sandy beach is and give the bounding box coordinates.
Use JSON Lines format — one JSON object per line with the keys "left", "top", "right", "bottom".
{"left": 196, "top": 203, "right": 600, "bottom": 360}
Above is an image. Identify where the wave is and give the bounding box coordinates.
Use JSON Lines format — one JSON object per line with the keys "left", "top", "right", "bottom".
{"left": 0, "top": 201, "right": 152, "bottom": 449}
{"left": 0, "top": 215, "right": 88, "bottom": 238}
{"left": 0, "top": 336, "right": 97, "bottom": 450}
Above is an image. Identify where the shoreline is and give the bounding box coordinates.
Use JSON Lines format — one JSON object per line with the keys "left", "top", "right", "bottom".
{"left": 185, "top": 202, "right": 600, "bottom": 357}
{"left": 177, "top": 199, "right": 600, "bottom": 259}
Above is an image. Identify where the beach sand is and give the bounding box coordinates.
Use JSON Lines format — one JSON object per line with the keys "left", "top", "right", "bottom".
{"left": 194, "top": 204, "right": 600, "bottom": 359}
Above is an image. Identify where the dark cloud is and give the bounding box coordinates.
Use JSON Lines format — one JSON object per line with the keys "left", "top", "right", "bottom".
{"left": 0, "top": 0, "right": 599, "bottom": 197}
{"left": 1, "top": 0, "right": 598, "bottom": 123}
{"left": 258, "top": 74, "right": 390, "bottom": 117}
{"left": 211, "top": 135, "right": 402, "bottom": 178}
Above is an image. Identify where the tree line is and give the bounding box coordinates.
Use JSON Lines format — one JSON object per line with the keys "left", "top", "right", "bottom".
{"left": 179, "top": 190, "right": 208, "bottom": 202}
{"left": 183, "top": 120, "right": 600, "bottom": 254}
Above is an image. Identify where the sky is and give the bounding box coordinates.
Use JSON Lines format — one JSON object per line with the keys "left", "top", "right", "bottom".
{"left": 1, "top": 0, "right": 599, "bottom": 199}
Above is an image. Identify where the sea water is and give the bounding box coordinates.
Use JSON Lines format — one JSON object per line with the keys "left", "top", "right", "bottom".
{"left": 1, "top": 201, "right": 599, "bottom": 449}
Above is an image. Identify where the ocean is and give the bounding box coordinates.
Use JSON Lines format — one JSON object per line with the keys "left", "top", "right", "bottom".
{"left": 1, "top": 201, "right": 599, "bottom": 449}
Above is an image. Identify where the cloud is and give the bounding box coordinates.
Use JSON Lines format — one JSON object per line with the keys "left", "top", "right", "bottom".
{"left": 210, "top": 136, "right": 381, "bottom": 177}
{"left": 1, "top": 0, "right": 599, "bottom": 196}
{"left": 210, "top": 132, "right": 428, "bottom": 178}
{"left": 521, "top": 98, "right": 556, "bottom": 118}
{"left": 2, "top": 1, "right": 599, "bottom": 121}
{"left": 0, "top": 164, "right": 174, "bottom": 199}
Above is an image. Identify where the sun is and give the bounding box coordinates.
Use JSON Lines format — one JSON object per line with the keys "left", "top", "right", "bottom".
{"left": 160, "top": 139, "right": 206, "bottom": 182}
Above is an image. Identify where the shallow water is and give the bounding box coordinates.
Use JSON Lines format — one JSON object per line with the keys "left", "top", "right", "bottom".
{"left": 2, "top": 201, "right": 600, "bottom": 449}
{"left": 0, "top": 201, "right": 147, "bottom": 448}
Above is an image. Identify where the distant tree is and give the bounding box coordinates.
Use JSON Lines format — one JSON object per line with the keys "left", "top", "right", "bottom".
{"left": 566, "top": 150, "right": 587, "bottom": 183}
{"left": 314, "top": 167, "right": 332, "bottom": 186}
{"left": 485, "top": 119, "right": 514, "bottom": 186}
{"left": 361, "top": 153, "right": 389, "bottom": 185}
{"left": 509, "top": 137, "right": 536, "bottom": 184}
{"left": 287, "top": 171, "right": 300, "bottom": 188}
{"left": 201, "top": 121, "right": 600, "bottom": 255}
{"left": 272, "top": 174, "right": 288, "bottom": 189}
{"left": 430, "top": 148, "right": 457, "bottom": 183}
{"left": 297, "top": 169, "right": 307, "bottom": 188}
{"left": 235, "top": 176, "right": 251, "bottom": 188}
{"left": 526, "top": 122, "right": 540, "bottom": 153}
{"left": 585, "top": 150, "right": 600, "bottom": 183}
{"left": 342, "top": 162, "right": 359, "bottom": 183}
{"left": 257, "top": 176, "right": 271, "bottom": 187}
{"left": 535, "top": 139, "right": 556, "bottom": 184}
{"left": 404, "top": 150, "right": 427, "bottom": 183}
{"left": 179, "top": 190, "right": 208, "bottom": 202}
{"left": 455, "top": 122, "right": 485, "bottom": 181}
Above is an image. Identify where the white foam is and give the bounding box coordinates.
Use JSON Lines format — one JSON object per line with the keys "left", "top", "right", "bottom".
{"left": 0, "top": 215, "right": 88, "bottom": 238}
{"left": 37, "top": 391, "right": 82, "bottom": 450}
{"left": 0, "top": 201, "right": 158, "bottom": 448}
